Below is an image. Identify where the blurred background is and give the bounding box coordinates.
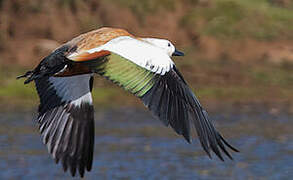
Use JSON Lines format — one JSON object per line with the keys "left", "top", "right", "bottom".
{"left": 0, "top": 0, "right": 292, "bottom": 179}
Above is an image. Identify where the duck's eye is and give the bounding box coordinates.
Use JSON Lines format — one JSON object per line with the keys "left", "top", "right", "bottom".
{"left": 168, "top": 43, "right": 171, "bottom": 47}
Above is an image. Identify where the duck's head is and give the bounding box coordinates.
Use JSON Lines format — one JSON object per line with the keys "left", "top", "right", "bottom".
{"left": 142, "top": 38, "right": 184, "bottom": 57}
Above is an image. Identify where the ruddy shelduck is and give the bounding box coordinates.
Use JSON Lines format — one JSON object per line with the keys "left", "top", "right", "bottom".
{"left": 18, "top": 27, "right": 238, "bottom": 177}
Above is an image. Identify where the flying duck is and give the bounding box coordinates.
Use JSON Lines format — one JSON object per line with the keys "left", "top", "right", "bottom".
{"left": 18, "top": 27, "right": 238, "bottom": 177}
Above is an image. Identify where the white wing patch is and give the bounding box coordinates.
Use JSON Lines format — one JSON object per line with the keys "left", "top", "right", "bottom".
{"left": 68, "top": 36, "right": 174, "bottom": 75}
{"left": 49, "top": 74, "right": 93, "bottom": 106}
{"left": 71, "top": 92, "right": 92, "bottom": 107}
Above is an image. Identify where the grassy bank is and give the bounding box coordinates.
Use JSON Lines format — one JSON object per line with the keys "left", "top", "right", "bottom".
{"left": 181, "top": 0, "right": 293, "bottom": 41}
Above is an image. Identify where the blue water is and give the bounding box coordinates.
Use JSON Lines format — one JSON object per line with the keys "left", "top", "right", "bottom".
{"left": 0, "top": 107, "right": 292, "bottom": 179}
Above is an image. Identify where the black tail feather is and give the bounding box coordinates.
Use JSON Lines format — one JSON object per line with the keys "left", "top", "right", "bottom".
{"left": 17, "top": 70, "right": 36, "bottom": 84}
{"left": 16, "top": 70, "right": 33, "bottom": 79}
{"left": 17, "top": 71, "right": 33, "bottom": 78}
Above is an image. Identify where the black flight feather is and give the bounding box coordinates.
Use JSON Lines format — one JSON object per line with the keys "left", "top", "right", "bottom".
{"left": 33, "top": 76, "right": 95, "bottom": 177}
{"left": 141, "top": 66, "right": 239, "bottom": 160}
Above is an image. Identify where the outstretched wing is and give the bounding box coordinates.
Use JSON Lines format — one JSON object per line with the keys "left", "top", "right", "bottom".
{"left": 68, "top": 36, "right": 239, "bottom": 161}
{"left": 35, "top": 74, "right": 95, "bottom": 177}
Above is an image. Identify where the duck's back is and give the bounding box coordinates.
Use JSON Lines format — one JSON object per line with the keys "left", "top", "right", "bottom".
{"left": 66, "top": 27, "right": 133, "bottom": 52}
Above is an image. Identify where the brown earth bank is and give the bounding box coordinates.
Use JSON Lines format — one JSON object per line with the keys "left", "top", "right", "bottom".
{"left": 1, "top": 0, "right": 293, "bottom": 67}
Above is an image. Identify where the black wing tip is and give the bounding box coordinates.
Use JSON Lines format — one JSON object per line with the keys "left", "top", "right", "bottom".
{"left": 54, "top": 154, "right": 87, "bottom": 177}
{"left": 219, "top": 134, "right": 240, "bottom": 153}
{"left": 209, "top": 134, "right": 239, "bottom": 161}
{"left": 57, "top": 156, "right": 89, "bottom": 178}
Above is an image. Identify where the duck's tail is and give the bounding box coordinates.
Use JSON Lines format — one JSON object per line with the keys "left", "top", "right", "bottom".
{"left": 17, "top": 70, "right": 36, "bottom": 84}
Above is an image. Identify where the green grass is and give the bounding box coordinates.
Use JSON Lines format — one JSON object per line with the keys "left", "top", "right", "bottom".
{"left": 180, "top": 0, "right": 293, "bottom": 40}
{"left": 105, "top": 0, "right": 176, "bottom": 22}
{"left": 248, "top": 66, "right": 293, "bottom": 87}
{"left": 0, "top": 80, "right": 36, "bottom": 99}
{"left": 0, "top": 56, "right": 292, "bottom": 109}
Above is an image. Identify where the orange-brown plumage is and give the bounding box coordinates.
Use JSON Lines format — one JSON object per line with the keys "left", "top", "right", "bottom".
{"left": 67, "top": 27, "right": 133, "bottom": 52}
{"left": 70, "top": 50, "right": 111, "bottom": 62}
{"left": 56, "top": 28, "right": 131, "bottom": 77}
